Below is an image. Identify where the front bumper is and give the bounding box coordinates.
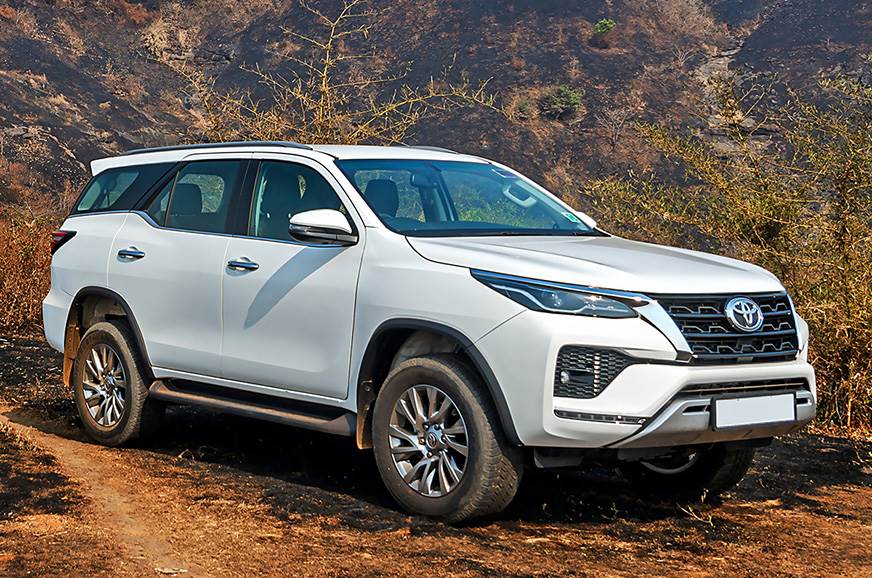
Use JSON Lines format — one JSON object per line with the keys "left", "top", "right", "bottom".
{"left": 473, "top": 310, "right": 816, "bottom": 449}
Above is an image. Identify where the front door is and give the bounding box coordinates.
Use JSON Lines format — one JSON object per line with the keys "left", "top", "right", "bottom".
{"left": 220, "top": 156, "right": 365, "bottom": 399}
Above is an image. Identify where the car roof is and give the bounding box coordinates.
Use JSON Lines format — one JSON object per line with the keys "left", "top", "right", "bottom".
{"left": 89, "top": 142, "right": 486, "bottom": 175}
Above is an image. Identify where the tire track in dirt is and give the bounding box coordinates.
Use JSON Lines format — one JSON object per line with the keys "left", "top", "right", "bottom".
{"left": 0, "top": 405, "right": 205, "bottom": 577}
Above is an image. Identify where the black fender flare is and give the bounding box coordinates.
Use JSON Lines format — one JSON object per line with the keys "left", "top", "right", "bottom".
{"left": 357, "top": 318, "right": 521, "bottom": 445}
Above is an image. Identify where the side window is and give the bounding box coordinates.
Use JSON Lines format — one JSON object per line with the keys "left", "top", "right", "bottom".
{"left": 161, "top": 161, "right": 245, "bottom": 234}
{"left": 145, "top": 179, "right": 172, "bottom": 225}
{"left": 352, "top": 170, "right": 424, "bottom": 222}
{"left": 73, "top": 163, "right": 174, "bottom": 215}
{"left": 249, "top": 161, "right": 344, "bottom": 241}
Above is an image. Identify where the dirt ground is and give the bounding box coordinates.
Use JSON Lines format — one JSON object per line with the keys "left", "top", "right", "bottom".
{"left": 0, "top": 335, "right": 870, "bottom": 577}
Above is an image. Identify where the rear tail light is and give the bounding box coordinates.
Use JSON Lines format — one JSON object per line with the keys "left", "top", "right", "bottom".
{"left": 50, "top": 230, "right": 76, "bottom": 255}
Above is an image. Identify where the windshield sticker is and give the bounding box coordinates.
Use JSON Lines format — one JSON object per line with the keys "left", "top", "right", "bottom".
{"left": 562, "top": 211, "right": 582, "bottom": 223}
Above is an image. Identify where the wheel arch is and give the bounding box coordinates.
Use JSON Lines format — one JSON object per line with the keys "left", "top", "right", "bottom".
{"left": 354, "top": 318, "right": 521, "bottom": 449}
{"left": 62, "top": 287, "right": 152, "bottom": 387}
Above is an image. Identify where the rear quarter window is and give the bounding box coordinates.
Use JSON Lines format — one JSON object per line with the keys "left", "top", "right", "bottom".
{"left": 72, "top": 163, "right": 175, "bottom": 215}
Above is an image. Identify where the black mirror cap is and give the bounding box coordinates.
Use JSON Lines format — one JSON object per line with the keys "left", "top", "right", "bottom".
{"left": 288, "top": 224, "right": 358, "bottom": 246}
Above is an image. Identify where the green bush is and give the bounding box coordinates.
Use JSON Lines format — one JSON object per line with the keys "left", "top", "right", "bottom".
{"left": 595, "top": 18, "right": 616, "bottom": 34}
{"left": 539, "top": 85, "right": 584, "bottom": 119}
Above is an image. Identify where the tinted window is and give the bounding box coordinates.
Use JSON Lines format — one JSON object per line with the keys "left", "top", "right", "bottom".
{"left": 151, "top": 161, "right": 246, "bottom": 234}
{"left": 144, "top": 179, "right": 173, "bottom": 225}
{"left": 249, "top": 161, "right": 344, "bottom": 241}
{"left": 73, "top": 163, "right": 174, "bottom": 215}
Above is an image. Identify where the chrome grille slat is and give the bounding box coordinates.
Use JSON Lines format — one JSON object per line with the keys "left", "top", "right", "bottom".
{"left": 653, "top": 292, "right": 800, "bottom": 365}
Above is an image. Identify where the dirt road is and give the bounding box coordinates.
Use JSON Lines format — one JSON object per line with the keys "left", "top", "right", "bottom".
{"left": 1, "top": 336, "right": 870, "bottom": 577}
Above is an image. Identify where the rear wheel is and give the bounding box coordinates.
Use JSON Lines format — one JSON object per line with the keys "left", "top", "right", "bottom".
{"left": 72, "top": 320, "right": 163, "bottom": 447}
{"left": 619, "top": 444, "right": 755, "bottom": 500}
{"left": 372, "top": 354, "right": 523, "bottom": 522}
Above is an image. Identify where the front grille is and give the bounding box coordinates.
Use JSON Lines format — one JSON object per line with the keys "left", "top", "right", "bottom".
{"left": 554, "top": 346, "right": 635, "bottom": 399}
{"left": 654, "top": 292, "right": 799, "bottom": 364}
{"left": 681, "top": 378, "right": 810, "bottom": 396}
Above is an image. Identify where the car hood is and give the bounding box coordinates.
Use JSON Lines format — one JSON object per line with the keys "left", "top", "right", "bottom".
{"left": 407, "top": 235, "right": 784, "bottom": 294}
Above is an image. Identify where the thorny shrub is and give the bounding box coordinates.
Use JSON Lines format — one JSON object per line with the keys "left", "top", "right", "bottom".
{"left": 172, "top": 0, "right": 501, "bottom": 145}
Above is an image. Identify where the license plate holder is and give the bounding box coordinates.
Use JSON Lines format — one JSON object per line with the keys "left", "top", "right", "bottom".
{"left": 711, "top": 393, "right": 797, "bottom": 430}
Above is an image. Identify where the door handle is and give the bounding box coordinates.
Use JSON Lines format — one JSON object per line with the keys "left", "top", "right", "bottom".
{"left": 118, "top": 248, "right": 145, "bottom": 260}
{"left": 227, "top": 259, "right": 259, "bottom": 271}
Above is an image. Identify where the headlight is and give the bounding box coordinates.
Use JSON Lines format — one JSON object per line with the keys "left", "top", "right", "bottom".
{"left": 472, "top": 270, "right": 648, "bottom": 318}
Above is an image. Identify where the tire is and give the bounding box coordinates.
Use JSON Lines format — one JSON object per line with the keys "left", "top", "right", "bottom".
{"left": 619, "top": 444, "right": 755, "bottom": 500}
{"left": 372, "top": 354, "right": 523, "bottom": 522}
{"left": 72, "top": 320, "right": 164, "bottom": 447}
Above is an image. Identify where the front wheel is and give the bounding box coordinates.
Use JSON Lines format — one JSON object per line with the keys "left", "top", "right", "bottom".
{"left": 372, "top": 354, "right": 523, "bottom": 522}
{"left": 619, "top": 444, "right": 756, "bottom": 500}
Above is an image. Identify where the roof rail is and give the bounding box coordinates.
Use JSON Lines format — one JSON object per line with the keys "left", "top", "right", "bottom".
{"left": 121, "top": 141, "right": 313, "bottom": 156}
{"left": 403, "top": 145, "right": 459, "bottom": 154}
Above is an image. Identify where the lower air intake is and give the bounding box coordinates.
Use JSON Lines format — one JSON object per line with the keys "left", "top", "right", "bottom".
{"left": 553, "top": 346, "right": 635, "bottom": 399}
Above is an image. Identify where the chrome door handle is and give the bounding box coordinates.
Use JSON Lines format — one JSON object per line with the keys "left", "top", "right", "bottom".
{"left": 227, "top": 259, "right": 259, "bottom": 271}
{"left": 118, "top": 248, "right": 145, "bottom": 260}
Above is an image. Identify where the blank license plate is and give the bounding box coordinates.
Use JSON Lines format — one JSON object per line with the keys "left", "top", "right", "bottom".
{"left": 713, "top": 393, "right": 796, "bottom": 429}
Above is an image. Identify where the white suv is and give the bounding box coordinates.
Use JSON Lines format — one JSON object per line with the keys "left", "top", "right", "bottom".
{"left": 43, "top": 142, "right": 815, "bottom": 521}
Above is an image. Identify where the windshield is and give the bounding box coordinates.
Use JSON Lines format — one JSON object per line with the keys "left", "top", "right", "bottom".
{"left": 336, "top": 159, "right": 597, "bottom": 237}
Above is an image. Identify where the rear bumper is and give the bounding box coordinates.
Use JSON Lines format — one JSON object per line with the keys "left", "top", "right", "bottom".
{"left": 42, "top": 285, "right": 72, "bottom": 354}
{"left": 473, "top": 310, "right": 816, "bottom": 449}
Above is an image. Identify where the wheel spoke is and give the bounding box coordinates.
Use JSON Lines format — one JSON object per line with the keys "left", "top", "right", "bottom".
{"left": 409, "top": 388, "right": 427, "bottom": 431}
{"left": 430, "top": 397, "right": 452, "bottom": 424}
{"left": 445, "top": 436, "right": 468, "bottom": 457}
{"left": 85, "top": 392, "right": 103, "bottom": 408}
{"left": 85, "top": 359, "right": 98, "bottom": 381}
{"left": 426, "top": 387, "right": 438, "bottom": 420}
{"left": 403, "top": 458, "right": 428, "bottom": 484}
{"left": 389, "top": 425, "right": 419, "bottom": 447}
{"left": 437, "top": 454, "right": 452, "bottom": 493}
{"left": 390, "top": 446, "right": 420, "bottom": 457}
{"left": 445, "top": 455, "right": 463, "bottom": 483}
{"left": 100, "top": 346, "right": 110, "bottom": 376}
{"left": 397, "top": 398, "right": 417, "bottom": 430}
{"left": 90, "top": 349, "right": 104, "bottom": 377}
{"left": 421, "top": 458, "right": 436, "bottom": 495}
{"left": 443, "top": 420, "right": 465, "bottom": 435}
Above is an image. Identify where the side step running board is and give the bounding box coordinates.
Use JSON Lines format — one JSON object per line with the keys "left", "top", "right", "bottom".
{"left": 148, "top": 380, "right": 355, "bottom": 437}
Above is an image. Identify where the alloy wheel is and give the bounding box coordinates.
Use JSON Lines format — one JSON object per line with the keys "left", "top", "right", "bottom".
{"left": 81, "top": 344, "right": 128, "bottom": 428}
{"left": 388, "top": 384, "right": 469, "bottom": 497}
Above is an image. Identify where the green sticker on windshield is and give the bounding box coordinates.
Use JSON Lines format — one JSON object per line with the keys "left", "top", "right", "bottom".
{"left": 562, "top": 211, "right": 581, "bottom": 223}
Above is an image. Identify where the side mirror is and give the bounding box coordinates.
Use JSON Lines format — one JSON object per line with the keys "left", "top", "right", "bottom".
{"left": 289, "top": 209, "right": 357, "bottom": 245}
{"left": 574, "top": 210, "right": 597, "bottom": 230}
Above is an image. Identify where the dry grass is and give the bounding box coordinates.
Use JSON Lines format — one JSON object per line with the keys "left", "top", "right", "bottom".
{"left": 117, "top": 0, "right": 150, "bottom": 26}
{"left": 0, "top": 159, "right": 72, "bottom": 334}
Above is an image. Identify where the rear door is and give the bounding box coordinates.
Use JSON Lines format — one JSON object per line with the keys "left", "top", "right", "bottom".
{"left": 108, "top": 154, "right": 251, "bottom": 377}
{"left": 220, "top": 154, "right": 365, "bottom": 398}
